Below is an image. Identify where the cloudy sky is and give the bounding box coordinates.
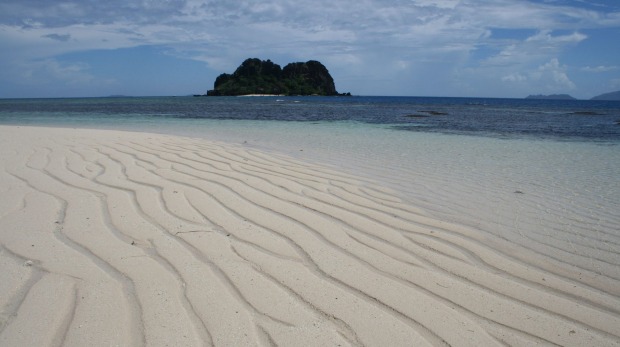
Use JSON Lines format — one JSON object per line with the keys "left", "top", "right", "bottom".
{"left": 1, "top": 0, "right": 619, "bottom": 98}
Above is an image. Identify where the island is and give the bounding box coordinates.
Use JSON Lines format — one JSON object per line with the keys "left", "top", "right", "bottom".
{"left": 525, "top": 94, "right": 577, "bottom": 100}
{"left": 202, "top": 58, "right": 350, "bottom": 96}
{"left": 590, "top": 90, "right": 620, "bottom": 101}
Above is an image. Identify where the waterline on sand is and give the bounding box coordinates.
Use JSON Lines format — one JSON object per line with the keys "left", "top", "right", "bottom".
{"left": 1, "top": 125, "right": 619, "bottom": 346}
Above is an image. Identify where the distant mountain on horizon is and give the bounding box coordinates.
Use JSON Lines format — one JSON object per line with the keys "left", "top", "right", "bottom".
{"left": 524, "top": 90, "right": 620, "bottom": 101}
{"left": 590, "top": 90, "right": 620, "bottom": 101}
{"left": 525, "top": 94, "right": 577, "bottom": 100}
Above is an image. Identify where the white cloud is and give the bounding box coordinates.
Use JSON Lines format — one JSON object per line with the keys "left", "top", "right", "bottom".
{"left": 412, "top": 0, "right": 460, "bottom": 9}
{"left": 582, "top": 65, "right": 618, "bottom": 72}
{"left": 0, "top": 0, "right": 618, "bottom": 97}
{"left": 20, "top": 59, "right": 95, "bottom": 85}
{"left": 483, "top": 30, "right": 587, "bottom": 67}
{"left": 0, "top": 1, "right": 603, "bottom": 66}
{"left": 525, "top": 30, "right": 587, "bottom": 44}
{"left": 502, "top": 73, "right": 527, "bottom": 82}
{"left": 536, "top": 58, "right": 576, "bottom": 90}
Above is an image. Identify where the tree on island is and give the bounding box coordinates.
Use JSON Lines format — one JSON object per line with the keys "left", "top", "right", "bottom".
{"left": 204, "top": 58, "right": 349, "bottom": 96}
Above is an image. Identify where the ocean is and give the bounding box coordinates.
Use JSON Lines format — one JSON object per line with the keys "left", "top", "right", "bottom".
{"left": 1, "top": 95, "right": 619, "bottom": 142}
{"left": 1, "top": 95, "right": 619, "bottom": 276}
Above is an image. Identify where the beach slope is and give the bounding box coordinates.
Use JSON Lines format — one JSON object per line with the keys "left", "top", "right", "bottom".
{"left": 1, "top": 126, "right": 618, "bottom": 346}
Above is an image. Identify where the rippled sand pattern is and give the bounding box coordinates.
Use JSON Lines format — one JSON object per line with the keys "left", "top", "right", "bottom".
{"left": 1, "top": 126, "right": 619, "bottom": 346}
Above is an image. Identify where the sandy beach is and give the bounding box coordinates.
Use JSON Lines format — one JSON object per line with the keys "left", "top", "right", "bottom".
{"left": 1, "top": 125, "right": 619, "bottom": 346}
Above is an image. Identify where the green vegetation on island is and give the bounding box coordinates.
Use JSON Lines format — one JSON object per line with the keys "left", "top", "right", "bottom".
{"left": 203, "top": 58, "right": 350, "bottom": 96}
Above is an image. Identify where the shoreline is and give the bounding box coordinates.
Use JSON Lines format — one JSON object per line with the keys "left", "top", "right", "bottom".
{"left": 236, "top": 94, "right": 285, "bottom": 97}
{"left": 1, "top": 125, "right": 619, "bottom": 346}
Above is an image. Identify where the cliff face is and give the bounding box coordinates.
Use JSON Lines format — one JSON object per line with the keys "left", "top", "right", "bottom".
{"left": 206, "top": 58, "right": 342, "bottom": 96}
{"left": 281, "top": 60, "right": 337, "bottom": 95}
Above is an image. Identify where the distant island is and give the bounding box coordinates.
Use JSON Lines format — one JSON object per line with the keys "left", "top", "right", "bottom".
{"left": 525, "top": 91, "right": 620, "bottom": 101}
{"left": 525, "top": 94, "right": 577, "bottom": 100}
{"left": 590, "top": 90, "right": 620, "bottom": 101}
{"left": 202, "top": 58, "right": 350, "bottom": 96}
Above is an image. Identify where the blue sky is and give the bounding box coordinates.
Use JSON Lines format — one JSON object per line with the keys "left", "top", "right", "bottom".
{"left": 1, "top": 0, "right": 619, "bottom": 98}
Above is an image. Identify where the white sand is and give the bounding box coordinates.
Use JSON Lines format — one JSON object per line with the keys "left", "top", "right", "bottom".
{"left": 1, "top": 125, "right": 619, "bottom": 346}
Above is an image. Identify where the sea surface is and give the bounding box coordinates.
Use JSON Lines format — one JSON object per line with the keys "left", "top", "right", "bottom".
{"left": 3, "top": 98, "right": 620, "bottom": 345}
{"left": 1, "top": 95, "right": 619, "bottom": 142}
{"left": 1, "top": 95, "right": 619, "bottom": 277}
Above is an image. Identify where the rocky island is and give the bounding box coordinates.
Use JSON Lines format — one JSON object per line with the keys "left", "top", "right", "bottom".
{"left": 525, "top": 94, "right": 577, "bottom": 100}
{"left": 203, "top": 58, "right": 349, "bottom": 96}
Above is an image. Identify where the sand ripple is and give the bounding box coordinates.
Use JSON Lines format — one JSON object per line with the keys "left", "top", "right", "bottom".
{"left": 1, "top": 126, "right": 619, "bottom": 346}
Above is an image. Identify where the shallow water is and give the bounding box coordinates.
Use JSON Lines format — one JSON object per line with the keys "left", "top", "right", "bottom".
{"left": 3, "top": 125, "right": 618, "bottom": 345}
{"left": 1, "top": 95, "right": 619, "bottom": 141}
{"left": 1, "top": 96, "right": 619, "bottom": 277}
{"left": 173, "top": 121, "right": 620, "bottom": 278}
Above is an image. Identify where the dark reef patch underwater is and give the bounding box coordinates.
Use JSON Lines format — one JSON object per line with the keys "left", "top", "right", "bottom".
{"left": 1, "top": 95, "right": 619, "bottom": 142}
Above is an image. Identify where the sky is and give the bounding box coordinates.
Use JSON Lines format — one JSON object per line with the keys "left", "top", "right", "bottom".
{"left": 1, "top": 0, "right": 619, "bottom": 99}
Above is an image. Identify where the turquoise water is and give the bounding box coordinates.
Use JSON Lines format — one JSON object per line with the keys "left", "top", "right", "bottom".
{"left": 1, "top": 96, "right": 619, "bottom": 275}
{"left": 1, "top": 96, "right": 619, "bottom": 141}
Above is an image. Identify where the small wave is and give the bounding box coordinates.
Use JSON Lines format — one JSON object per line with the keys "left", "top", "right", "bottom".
{"left": 569, "top": 111, "right": 605, "bottom": 116}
